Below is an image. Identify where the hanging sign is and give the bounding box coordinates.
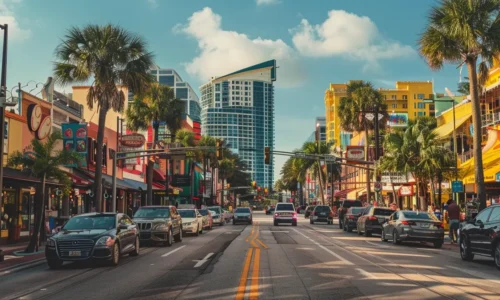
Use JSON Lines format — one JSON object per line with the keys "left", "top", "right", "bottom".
{"left": 62, "top": 123, "right": 88, "bottom": 167}
{"left": 120, "top": 134, "right": 146, "bottom": 147}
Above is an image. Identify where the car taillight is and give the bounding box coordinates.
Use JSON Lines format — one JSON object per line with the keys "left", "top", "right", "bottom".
{"left": 368, "top": 216, "right": 377, "bottom": 221}
{"left": 274, "top": 213, "right": 279, "bottom": 217}
{"left": 401, "top": 221, "right": 416, "bottom": 226}
{"left": 292, "top": 213, "right": 297, "bottom": 218}
{"left": 435, "top": 223, "right": 443, "bottom": 228}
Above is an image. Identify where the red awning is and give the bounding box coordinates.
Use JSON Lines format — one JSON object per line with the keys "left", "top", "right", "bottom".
{"left": 153, "top": 168, "right": 166, "bottom": 181}
{"left": 334, "top": 188, "right": 356, "bottom": 197}
{"left": 153, "top": 182, "right": 165, "bottom": 189}
{"left": 66, "top": 172, "right": 92, "bottom": 186}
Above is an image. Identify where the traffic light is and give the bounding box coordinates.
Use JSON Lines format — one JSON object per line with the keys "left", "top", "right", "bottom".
{"left": 216, "top": 140, "right": 223, "bottom": 160}
{"left": 264, "top": 146, "right": 270, "bottom": 164}
{"left": 252, "top": 181, "right": 257, "bottom": 189}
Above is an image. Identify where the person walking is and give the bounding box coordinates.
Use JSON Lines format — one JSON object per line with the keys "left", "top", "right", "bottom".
{"left": 447, "top": 200, "right": 460, "bottom": 243}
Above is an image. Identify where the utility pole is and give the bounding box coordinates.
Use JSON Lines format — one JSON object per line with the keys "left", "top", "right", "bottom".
{"left": 111, "top": 117, "right": 123, "bottom": 213}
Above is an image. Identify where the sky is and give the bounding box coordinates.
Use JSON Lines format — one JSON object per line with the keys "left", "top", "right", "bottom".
{"left": 1, "top": 0, "right": 464, "bottom": 181}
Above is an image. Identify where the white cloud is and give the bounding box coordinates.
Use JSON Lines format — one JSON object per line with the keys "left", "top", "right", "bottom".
{"left": 290, "top": 10, "right": 415, "bottom": 71}
{"left": 0, "top": 0, "right": 31, "bottom": 42}
{"left": 256, "top": 0, "right": 280, "bottom": 6}
{"left": 146, "top": 0, "right": 158, "bottom": 8}
{"left": 175, "top": 7, "right": 303, "bottom": 88}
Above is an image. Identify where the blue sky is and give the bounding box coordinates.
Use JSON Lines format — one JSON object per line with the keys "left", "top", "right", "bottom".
{"left": 2, "top": 0, "right": 463, "bottom": 180}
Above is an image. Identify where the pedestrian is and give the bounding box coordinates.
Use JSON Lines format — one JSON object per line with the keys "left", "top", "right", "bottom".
{"left": 446, "top": 200, "right": 460, "bottom": 243}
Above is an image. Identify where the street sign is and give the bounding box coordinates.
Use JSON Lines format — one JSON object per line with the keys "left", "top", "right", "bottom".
{"left": 452, "top": 181, "right": 464, "bottom": 193}
{"left": 117, "top": 152, "right": 127, "bottom": 159}
{"left": 374, "top": 181, "right": 382, "bottom": 192}
{"left": 120, "top": 134, "right": 146, "bottom": 147}
{"left": 365, "top": 113, "right": 374, "bottom": 121}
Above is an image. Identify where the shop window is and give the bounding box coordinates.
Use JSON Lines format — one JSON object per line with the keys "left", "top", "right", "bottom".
{"left": 1, "top": 189, "right": 17, "bottom": 231}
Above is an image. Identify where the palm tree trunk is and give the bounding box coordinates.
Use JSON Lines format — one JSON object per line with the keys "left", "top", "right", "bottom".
{"left": 430, "top": 177, "right": 436, "bottom": 207}
{"left": 467, "top": 59, "right": 487, "bottom": 210}
{"left": 364, "top": 127, "right": 372, "bottom": 203}
{"left": 438, "top": 172, "right": 442, "bottom": 207}
{"left": 415, "top": 176, "right": 420, "bottom": 210}
{"left": 94, "top": 101, "right": 109, "bottom": 212}
{"left": 389, "top": 174, "right": 398, "bottom": 208}
{"left": 25, "top": 173, "right": 46, "bottom": 253}
{"left": 146, "top": 122, "right": 160, "bottom": 206}
{"left": 317, "top": 162, "right": 325, "bottom": 205}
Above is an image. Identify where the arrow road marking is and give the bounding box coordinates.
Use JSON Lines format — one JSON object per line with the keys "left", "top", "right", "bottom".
{"left": 193, "top": 252, "right": 214, "bottom": 268}
{"left": 3, "top": 255, "right": 21, "bottom": 260}
{"left": 161, "top": 245, "right": 186, "bottom": 257}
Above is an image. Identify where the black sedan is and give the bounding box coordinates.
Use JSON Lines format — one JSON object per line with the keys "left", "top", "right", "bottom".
{"left": 45, "top": 213, "right": 139, "bottom": 269}
{"left": 343, "top": 207, "right": 365, "bottom": 232}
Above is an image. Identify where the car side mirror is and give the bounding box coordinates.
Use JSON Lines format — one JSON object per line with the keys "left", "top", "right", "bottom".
{"left": 475, "top": 219, "right": 484, "bottom": 227}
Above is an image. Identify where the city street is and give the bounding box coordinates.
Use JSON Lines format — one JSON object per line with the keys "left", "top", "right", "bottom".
{"left": 1, "top": 211, "right": 499, "bottom": 300}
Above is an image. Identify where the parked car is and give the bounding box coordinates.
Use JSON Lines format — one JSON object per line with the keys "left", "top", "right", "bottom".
{"left": 223, "top": 209, "right": 233, "bottom": 223}
{"left": 273, "top": 203, "right": 297, "bottom": 226}
{"left": 459, "top": 204, "right": 500, "bottom": 269}
{"left": 381, "top": 210, "right": 444, "bottom": 248}
{"left": 207, "top": 206, "right": 224, "bottom": 226}
{"left": 304, "top": 206, "right": 315, "bottom": 218}
{"left": 132, "top": 206, "right": 183, "bottom": 246}
{"left": 357, "top": 206, "right": 394, "bottom": 236}
{"left": 338, "top": 200, "right": 363, "bottom": 229}
{"left": 310, "top": 205, "right": 334, "bottom": 225}
{"left": 233, "top": 207, "right": 253, "bottom": 225}
{"left": 178, "top": 209, "right": 204, "bottom": 236}
{"left": 343, "top": 207, "right": 365, "bottom": 232}
{"left": 198, "top": 209, "right": 213, "bottom": 230}
{"left": 45, "top": 213, "right": 139, "bottom": 269}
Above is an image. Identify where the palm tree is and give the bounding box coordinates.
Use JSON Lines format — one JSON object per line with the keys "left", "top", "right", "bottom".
{"left": 418, "top": 0, "right": 500, "bottom": 210}
{"left": 338, "top": 81, "right": 387, "bottom": 203}
{"left": 457, "top": 77, "right": 470, "bottom": 95}
{"left": 8, "top": 132, "right": 81, "bottom": 253}
{"left": 165, "top": 98, "right": 185, "bottom": 143}
{"left": 127, "top": 84, "right": 177, "bottom": 205}
{"left": 196, "top": 136, "right": 217, "bottom": 205}
{"left": 54, "top": 24, "right": 154, "bottom": 212}
{"left": 218, "top": 158, "right": 235, "bottom": 206}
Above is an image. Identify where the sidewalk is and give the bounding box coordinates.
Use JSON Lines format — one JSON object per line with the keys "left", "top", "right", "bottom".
{"left": 0, "top": 242, "right": 46, "bottom": 273}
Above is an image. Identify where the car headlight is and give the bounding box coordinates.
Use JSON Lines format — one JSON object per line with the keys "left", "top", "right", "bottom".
{"left": 47, "top": 239, "right": 56, "bottom": 247}
{"left": 153, "top": 224, "right": 168, "bottom": 231}
{"left": 95, "top": 236, "right": 115, "bottom": 247}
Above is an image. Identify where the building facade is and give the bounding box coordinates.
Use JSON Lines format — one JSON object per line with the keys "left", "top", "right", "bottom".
{"left": 325, "top": 81, "right": 435, "bottom": 149}
{"left": 200, "top": 60, "right": 276, "bottom": 189}
{"left": 306, "top": 117, "right": 327, "bottom": 143}
{"left": 149, "top": 67, "right": 201, "bottom": 122}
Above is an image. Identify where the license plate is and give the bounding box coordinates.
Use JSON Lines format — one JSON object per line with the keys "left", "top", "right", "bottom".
{"left": 281, "top": 213, "right": 291, "bottom": 216}
{"left": 69, "top": 251, "right": 81, "bottom": 257}
{"left": 320, "top": 213, "right": 326, "bottom": 216}
{"left": 420, "top": 223, "right": 430, "bottom": 228}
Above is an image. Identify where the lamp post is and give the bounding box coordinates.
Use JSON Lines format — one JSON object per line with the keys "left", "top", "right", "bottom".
{"left": 111, "top": 117, "right": 124, "bottom": 213}
{"left": 423, "top": 97, "right": 458, "bottom": 203}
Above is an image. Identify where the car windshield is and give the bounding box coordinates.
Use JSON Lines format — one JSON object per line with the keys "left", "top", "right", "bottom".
{"left": 63, "top": 215, "right": 116, "bottom": 231}
{"left": 343, "top": 201, "right": 362, "bottom": 208}
{"left": 315, "top": 206, "right": 331, "bottom": 212}
{"left": 235, "top": 208, "right": 251, "bottom": 213}
{"left": 178, "top": 210, "right": 196, "bottom": 218}
{"left": 350, "top": 207, "right": 365, "bottom": 214}
{"left": 277, "top": 204, "right": 294, "bottom": 211}
{"left": 198, "top": 209, "right": 209, "bottom": 216}
{"left": 402, "top": 211, "right": 436, "bottom": 220}
{"left": 208, "top": 207, "right": 221, "bottom": 214}
{"left": 133, "top": 207, "right": 170, "bottom": 218}
{"left": 374, "top": 209, "right": 394, "bottom": 216}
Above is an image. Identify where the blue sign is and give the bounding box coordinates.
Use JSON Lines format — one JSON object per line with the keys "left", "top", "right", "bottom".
{"left": 452, "top": 180, "right": 464, "bottom": 193}
{"left": 62, "top": 123, "right": 88, "bottom": 167}
{"left": 496, "top": 172, "right": 500, "bottom": 182}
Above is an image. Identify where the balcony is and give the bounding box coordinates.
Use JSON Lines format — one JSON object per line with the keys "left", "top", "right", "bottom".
{"left": 482, "top": 111, "right": 500, "bottom": 128}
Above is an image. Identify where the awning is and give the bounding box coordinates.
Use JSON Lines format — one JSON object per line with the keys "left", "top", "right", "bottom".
{"left": 122, "top": 178, "right": 147, "bottom": 191}
{"left": 334, "top": 188, "right": 356, "bottom": 197}
{"left": 3, "top": 167, "right": 62, "bottom": 185}
{"left": 153, "top": 168, "right": 166, "bottom": 181}
{"left": 461, "top": 129, "right": 500, "bottom": 184}
{"left": 67, "top": 169, "right": 93, "bottom": 187}
{"left": 433, "top": 114, "right": 471, "bottom": 138}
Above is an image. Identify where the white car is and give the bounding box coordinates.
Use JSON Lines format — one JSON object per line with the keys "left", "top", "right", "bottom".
{"left": 208, "top": 206, "right": 224, "bottom": 226}
{"left": 273, "top": 203, "right": 297, "bottom": 226}
{"left": 178, "top": 209, "right": 204, "bottom": 236}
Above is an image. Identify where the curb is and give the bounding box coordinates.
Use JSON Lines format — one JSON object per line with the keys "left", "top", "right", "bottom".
{"left": 0, "top": 257, "right": 46, "bottom": 277}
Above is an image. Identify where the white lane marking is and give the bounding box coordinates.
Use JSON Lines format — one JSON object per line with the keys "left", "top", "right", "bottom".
{"left": 3, "top": 255, "right": 21, "bottom": 260}
{"left": 161, "top": 245, "right": 186, "bottom": 257}
{"left": 365, "top": 241, "right": 389, "bottom": 248}
{"left": 262, "top": 230, "right": 289, "bottom": 233}
{"left": 448, "top": 266, "right": 500, "bottom": 284}
{"left": 193, "top": 252, "right": 214, "bottom": 268}
{"left": 293, "top": 229, "right": 353, "bottom": 265}
{"left": 357, "top": 268, "right": 377, "bottom": 279}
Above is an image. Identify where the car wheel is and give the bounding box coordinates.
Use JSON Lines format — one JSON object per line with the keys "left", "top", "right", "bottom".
{"left": 392, "top": 230, "right": 401, "bottom": 245}
{"left": 381, "top": 231, "right": 388, "bottom": 242}
{"left": 347, "top": 224, "right": 353, "bottom": 233}
{"left": 130, "top": 236, "right": 140, "bottom": 256}
{"left": 200, "top": 226, "right": 203, "bottom": 234}
{"left": 339, "top": 219, "right": 343, "bottom": 229}
{"left": 109, "top": 242, "right": 120, "bottom": 266}
{"left": 274, "top": 220, "right": 278, "bottom": 226}
{"left": 292, "top": 221, "right": 297, "bottom": 227}
{"left": 494, "top": 243, "right": 500, "bottom": 270}
{"left": 165, "top": 229, "right": 173, "bottom": 247}
{"left": 433, "top": 241, "right": 443, "bottom": 249}
{"left": 174, "top": 227, "right": 183, "bottom": 243}
{"left": 460, "top": 235, "right": 474, "bottom": 261}
{"left": 47, "top": 259, "right": 63, "bottom": 269}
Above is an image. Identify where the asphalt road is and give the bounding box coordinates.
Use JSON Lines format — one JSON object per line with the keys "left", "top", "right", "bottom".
{"left": 1, "top": 211, "right": 499, "bottom": 300}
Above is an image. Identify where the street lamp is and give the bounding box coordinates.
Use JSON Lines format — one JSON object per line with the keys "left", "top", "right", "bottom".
{"left": 423, "top": 97, "right": 458, "bottom": 203}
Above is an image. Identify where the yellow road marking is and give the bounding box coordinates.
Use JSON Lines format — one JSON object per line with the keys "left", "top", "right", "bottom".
{"left": 235, "top": 248, "right": 253, "bottom": 300}
{"left": 249, "top": 247, "right": 261, "bottom": 300}
{"left": 256, "top": 239, "right": 268, "bottom": 249}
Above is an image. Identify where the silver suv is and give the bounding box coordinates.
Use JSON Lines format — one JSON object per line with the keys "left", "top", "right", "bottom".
{"left": 132, "top": 206, "right": 182, "bottom": 246}
{"left": 273, "top": 203, "right": 297, "bottom": 226}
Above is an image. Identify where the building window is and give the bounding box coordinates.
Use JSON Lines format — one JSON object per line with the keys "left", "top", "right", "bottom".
{"left": 417, "top": 103, "right": 425, "bottom": 109}
{"left": 402, "top": 103, "right": 408, "bottom": 109}
{"left": 159, "top": 75, "right": 175, "bottom": 86}
{"left": 215, "top": 84, "right": 220, "bottom": 92}
{"left": 417, "top": 94, "right": 425, "bottom": 99}
{"left": 176, "top": 88, "right": 188, "bottom": 99}
{"left": 391, "top": 95, "right": 397, "bottom": 100}
{"left": 402, "top": 95, "right": 408, "bottom": 100}
{"left": 391, "top": 104, "right": 397, "bottom": 108}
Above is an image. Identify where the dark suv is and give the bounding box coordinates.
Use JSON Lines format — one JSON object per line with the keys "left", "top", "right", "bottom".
{"left": 45, "top": 213, "right": 139, "bottom": 269}
{"left": 133, "top": 206, "right": 183, "bottom": 246}
{"left": 338, "top": 200, "right": 363, "bottom": 229}
{"left": 459, "top": 204, "right": 500, "bottom": 270}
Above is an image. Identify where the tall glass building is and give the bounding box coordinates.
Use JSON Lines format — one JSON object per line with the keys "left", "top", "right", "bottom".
{"left": 147, "top": 67, "right": 201, "bottom": 122}
{"left": 200, "top": 60, "right": 276, "bottom": 189}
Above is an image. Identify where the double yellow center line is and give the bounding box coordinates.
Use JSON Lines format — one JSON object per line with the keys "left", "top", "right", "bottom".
{"left": 236, "top": 222, "right": 268, "bottom": 300}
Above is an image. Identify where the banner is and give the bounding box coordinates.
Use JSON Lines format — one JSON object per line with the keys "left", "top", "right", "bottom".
{"left": 387, "top": 113, "right": 408, "bottom": 127}
{"left": 62, "top": 123, "right": 88, "bottom": 167}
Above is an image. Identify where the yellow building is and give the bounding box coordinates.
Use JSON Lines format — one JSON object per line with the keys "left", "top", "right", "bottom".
{"left": 324, "top": 81, "right": 435, "bottom": 149}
